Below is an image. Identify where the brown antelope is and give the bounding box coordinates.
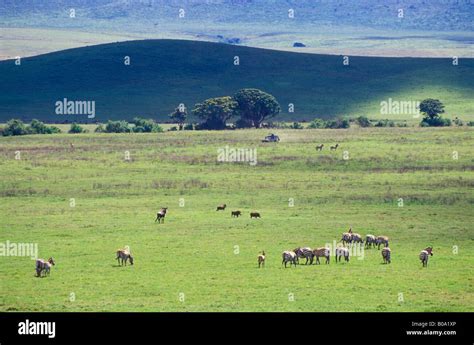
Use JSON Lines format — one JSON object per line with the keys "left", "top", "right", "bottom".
{"left": 116, "top": 249, "right": 134, "bottom": 266}
{"left": 335, "top": 247, "right": 350, "bottom": 263}
{"left": 316, "top": 144, "right": 324, "bottom": 151}
{"left": 257, "top": 251, "right": 265, "bottom": 268}
{"left": 419, "top": 247, "right": 433, "bottom": 267}
{"left": 312, "top": 247, "right": 330, "bottom": 264}
{"left": 376, "top": 236, "right": 389, "bottom": 249}
{"left": 231, "top": 210, "right": 242, "bottom": 217}
{"left": 330, "top": 144, "right": 339, "bottom": 150}
{"left": 155, "top": 207, "right": 168, "bottom": 223}
{"left": 35, "top": 257, "right": 55, "bottom": 277}
{"left": 282, "top": 251, "right": 297, "bottom": 268}
{"left": 341, "top": 232, "right": 352, "bottom": 246}
{"left": 216, "top": 204, "right": 227, "bottom": 211}
{"left": 250, "top": 212, "right": 261, "bottom": 218}
{"left": 382, "top": 247, "right": 391, "bottom": 264}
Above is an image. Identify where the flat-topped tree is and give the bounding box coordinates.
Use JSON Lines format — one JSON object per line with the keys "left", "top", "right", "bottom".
{"left": 193, "top": 96, "right": 238, "bottom": 130}
{"left": 234, "top": 88, "right": 281, "bottom": 128}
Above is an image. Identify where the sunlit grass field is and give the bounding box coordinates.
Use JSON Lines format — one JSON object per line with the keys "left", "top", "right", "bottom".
{"left": 0, "top": 127, "right": 473, "bottom": 311}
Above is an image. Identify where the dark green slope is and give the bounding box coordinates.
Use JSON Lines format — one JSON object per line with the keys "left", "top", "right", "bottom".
{"left": 0, "top": 39, "right": 472, "bottom": 122}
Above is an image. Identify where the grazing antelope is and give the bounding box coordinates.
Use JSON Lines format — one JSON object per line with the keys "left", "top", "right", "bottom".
{"left": 216, "top": 204, "right": 227, "bottom": 211}
{"left": 282, "top": 251, "right": 297, "bottom": 268}
{"left": 381, "top": 247, "right": 391, "bottom": 264}
{"left": 70, "top": 142, "right": 75, "bottom": 150}
{"left": 376, "top": 236, "right": 389, "bottom": 249}
{"left": 316, "top": 144, "right": 324, "bottom": 151}
{"left": 341, "top": 232, "right": 352, "bottom": 246}
{"left": 335, "top": 247, "right": 350, "bottom": 263}
{"left": 365, "top": 234, "right": 376, "bottom": 249}
{"left": 155, "top": 207, "right": 168, "bottom": 223}
{"left": 257, "top": 251, "right": 266, "bottom": 268}
{"left": 250, "top": 212, "right": 261, "bottom": 218}
{"left": 351, "top": 233, "right": 364, "bottom": 245}
{"left": 231, "top": 210, "right": 242, "bottom": 217}
{"left": 116, "top": 249, "right": 134, "bottom": 266}
{"left": 294, "top": 247, "right": 313, "bottom": 265}
{"left": 330, "top": 144, "right": 339, "bottom": 151}
{"left": 35, "top": 257, "right": 55, "bottom": 277}
{"left": 419, "top": 247, "right": 433, "bottom": 267}
{"left": 312, "top": 247, "right": 330, "bottom": 264}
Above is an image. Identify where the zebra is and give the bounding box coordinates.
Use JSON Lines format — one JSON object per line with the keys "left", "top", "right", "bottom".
{"left": 341, "top": 233, "right": 352, "bottom": 246}
{"left": 155, "top": 207, "right": 168, "bottom": 223}
{"left": 365, "top": 234, "right": 376, "bottom": 249}
{"left": 294, "top": 247, "right": 314, "bottom": 265}
{"left": 35, "top": 257, "right": 55, "bottom": 277}
{"left": 282, "top": 251, "right": 297, "bottom": 268}
{"left": 312, "top": 247, "right": 330, "bottom": 264}
{"left": 257, "top": 251, "right": 265, "bottom": 268}
{"left": 351, "top": 233, "right": 364, "bottom": 245}
{"left": 335, "top": 247, "right": 350, "bottom": 263}
{"left": 116, "top": 249, "right": 134, "bottom": 266}
{"left": 381, "top": 247, "right": 391, "bottom": 264}
{"left": 376, "top": 236, "right": 389, "bottom": 249}
{"left": 419, "top": 247, "right": 433, "bottom": 267}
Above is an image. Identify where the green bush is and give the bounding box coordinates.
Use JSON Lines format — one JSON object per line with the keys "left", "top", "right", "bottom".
{"left": 131, "top": 118, "right": 163, "bottom": 133}
{"left": 308, "top": 118, "right": 326, "bottom": 129}
{"left": 325, "top": 118, "right": 350, "bottom": 129}
{"left": 183, "top": 123, "right": 195, "bottom": 130}
{"left": 356, "top": 116, "right": 372, "bottom": 127}
{"left": 467, "top": 121, "right": 474, "bottom": 127}
{"left": 420, "top": 117, "right": 451, "bottom": 127}
{"left": 374, "top": 119, "right": 395, "bottom": 127}
{"left": 68, "top": 123, "right": 85, "bottom": 134}
{"left": 2, "top": 119, "right": 30, "bottom": 136}
{"left": 290, "top": 122, "right": 304, "bottom": 129}
{"left": 168, "top": 126, "right": 178, "bottom": 131}
{"left": 94, "top": 124, "right": 105, "bottom": 133}
{"left": 453, "top": 118, "right": 463, "bottom": 126}
{"left": 30, "top": 119, "right": 61, "bottom": 134}
{"left": 105, "top": 120, "right": 131, "bottom": 133}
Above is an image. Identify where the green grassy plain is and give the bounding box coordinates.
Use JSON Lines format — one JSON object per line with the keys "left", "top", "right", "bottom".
{"left": 0, "top": 127, "right": 473, "bottom": 311}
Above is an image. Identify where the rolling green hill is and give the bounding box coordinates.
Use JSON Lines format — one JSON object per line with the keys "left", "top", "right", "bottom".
{"left": 0, "top": 39, "right": 473, "bottom": 122}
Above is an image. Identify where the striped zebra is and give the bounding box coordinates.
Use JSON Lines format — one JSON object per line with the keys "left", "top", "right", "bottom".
{"left": 294, "top": 247, "right": 314, "bottom": 265}
{"left": 282, "top": 251, "right": 297, "bottom": 268}
{"left": 365, "top": 234, "right": 376, "bottom": 249}
{"left": 351, "top": 233, "right": 364, "bottom": 245}
{"left": 376, "top": 236, "right": 389, "bottom": 249}
{"left": 312, "top": 247, "right": 330, "bottom": 264}
{"left": 257, "top": 251, "right": 265, "bottom": 268}
{"left": 381, "top": 247, "right": 391, "bottom": 264}
{"left": 341, "top": 233, "right": 352, "bottom": 246}
{"left": 35, "top": 257, "right": 55, "bottom": 277}
{"left": 335, "top": 247, "right": 350, "bottom": 263}
{"left": 419, "top": 247, "right": 433, "bottom": 267}
{"left": 116, "top": 249, "right": 134, "bottom": 266}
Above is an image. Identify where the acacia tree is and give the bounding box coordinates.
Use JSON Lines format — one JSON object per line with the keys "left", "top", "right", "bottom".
{"left": 234, "top": 88, "right": 281, "bottom": 128}
{"left": 169, "top": 105, "right": 187, "bottom": 130}
{"left": 192, "top": 96, "right": 238, "bottom": 130}
{"left": 419, "top": 99, "right": 449, "bottom": 127}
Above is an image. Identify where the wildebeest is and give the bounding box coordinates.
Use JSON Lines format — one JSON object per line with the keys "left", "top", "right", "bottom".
{"left": 351, "top": 233, "right": 364, "bottom": 245}
{"left": 335, "top": 247, "right": 350, "bottom": 263}
{"left": 316, "top": 144, "right": 324, "bottom": 151}
{"left": 365, "top": 234, "right": 377, "bottom": 249}
{"left": 330, "top": 144, "right": 339, "bottom": 150}
{"left": 216, "top": 204, "right": 227, "bottom": 211}
{"left": 116, "top": 249, "right": 134, "bottom": 266}
{"left": 419, "top": 247, "right": 433, "bottom": 267}
{"left": 155, "top": 207, "right": 168, "bottom": 223}
{"left": 250, "top": 212, "right": 261, "bottom": 218}
{"left": 294, "top": 247, "right": 313, "bottom": 265}
{"left": 257, "top": 251, "right": 265, "bottom": 268}
{"left": 341, "top": 232, "right": 352, "bottom": 246}
{"left": 312, "top": 247, "right": 330, "bottom": 264}
{"left": 35, "top": 257, "right": 55, "bottom": 277}
{"left": 231, "top": 210, "right": 242, "bottom": 217}
{"left": 381, "top": 247, "right": 391, "bottom": 264}
{"left": 282, "top": 251, "right": 297, "bottom": 268}
{"left": 376, "top": 236, "right": 389, "bottom": 249}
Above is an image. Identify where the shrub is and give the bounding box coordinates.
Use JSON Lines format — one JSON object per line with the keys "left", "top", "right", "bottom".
{"left": 234, "top": 118, "right": 253, "bottom": 129}
{"left": 266, "top": 122, "right": 290, "bottom": 129}
{"left": 131, "top": 118, "right": 163, "bottom": 133}
{"left": 68, "top": 123, "right": 85, "bottom": 134}
{"left": 94, "top": 124, "right": 105, "bottom": 133}
{"left": 2, "top": 119, "right": 30, "bottom": 136}
{"left": 308, "top": 118, "right": 326, "bottom": 129}
{"left": 467, "top": 121, "right": 474, "bottom": 127}
{"left": 374, "top": 119, "right": 395, "bottom": 127}
{"left": 453, "top": 118, "right": 463, "bottom": 126}
{"left": 290, "top": 122, "right": 304, "bottom": 129}
{"left": 420, "top": 117, "right": 451, "bottom": 127}
{"left": 30, "top": 119, "right": 61, "bottom": 134}
{"left": 168, "top": 126, "right": 178, "bottom": 131}
{"left": 356, "top": 116, "right": 372, "bottom": 127}
{"left": 105, "top": 120, "right": 131, "bottom": 133}
{"left": 183, "top": 123, "right": 194, "bottom": 130}
{"left": 325, "top": 118, "right": 350, "bottom": 129}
